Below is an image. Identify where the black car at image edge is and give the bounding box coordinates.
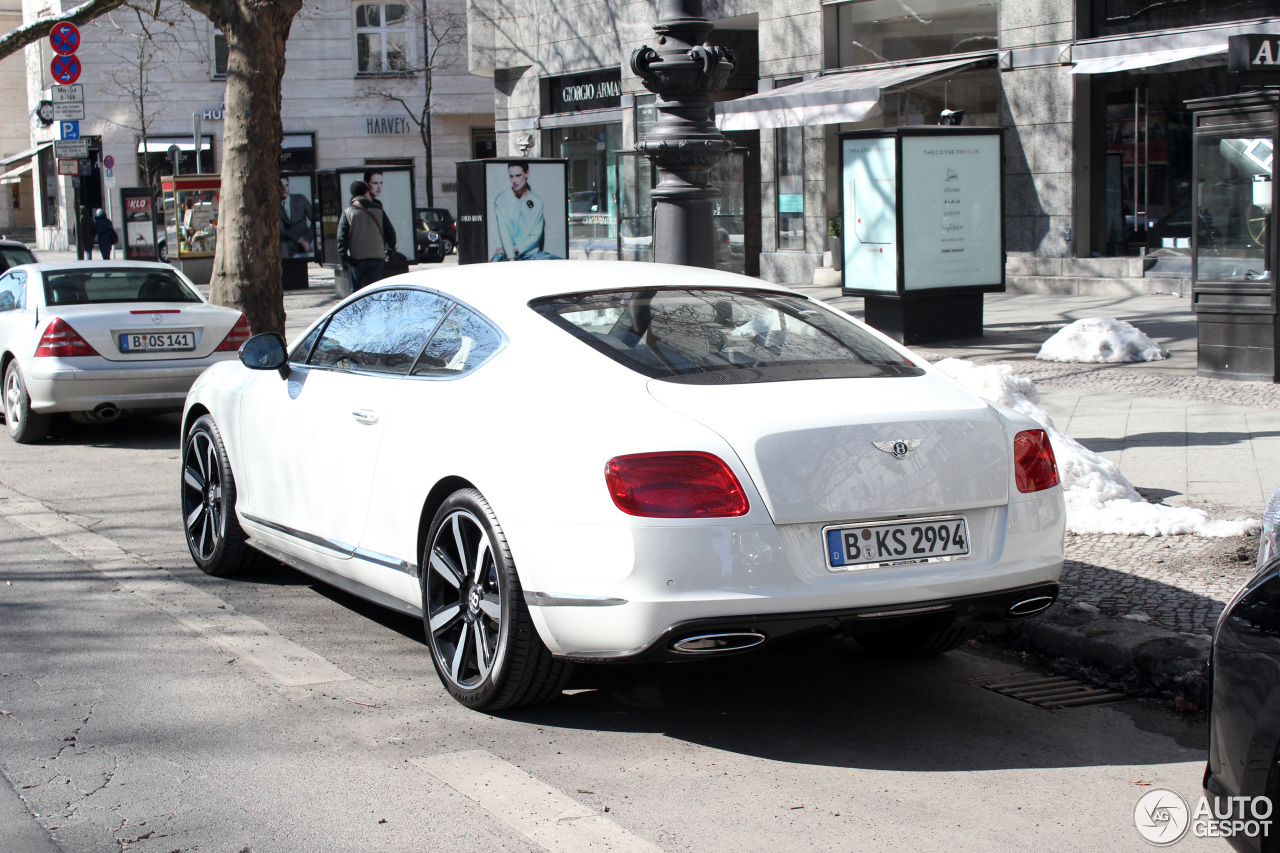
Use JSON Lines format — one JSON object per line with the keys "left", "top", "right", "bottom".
{"left": 1206, "top": 489, "right": 1280, "bottom": 853}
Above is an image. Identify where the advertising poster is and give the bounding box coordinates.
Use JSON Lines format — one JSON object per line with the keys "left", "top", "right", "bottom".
{"left": 841, "top": 139, "right": 898, "bottom": 293}
{"left": 901, "top": 134, "right": 1002, "bottom": 290}
{"left": 121, "top": 193, "right": 156, "bottom": 261}
{"left": 485, "top": 160, "right": 567, "bottom": 262}
{"left": 279, "top": 173, "right": 314, "bottom": 259}
{"left": 337, "top": 168, "right": 413, "bottom": 260}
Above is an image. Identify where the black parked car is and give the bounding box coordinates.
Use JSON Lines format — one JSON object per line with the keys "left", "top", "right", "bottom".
{"left": 0, "top": 240, "right": 37, "bottom": 272}
{"left": 415, "top": 208, "right": 456, "bottom": 255}
{"left": 1205, "top": 489, "right": 1280, "bottom": 853}
{"left": 413, "top": 216, "right": 446, "bottom": 264}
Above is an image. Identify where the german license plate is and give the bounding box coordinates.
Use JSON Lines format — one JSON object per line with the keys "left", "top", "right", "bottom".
{"left": 119, "top": 331, "right": 195, "bottom": 352}
{"left": 824, "top": 516, "right": 970, "bottom": 569}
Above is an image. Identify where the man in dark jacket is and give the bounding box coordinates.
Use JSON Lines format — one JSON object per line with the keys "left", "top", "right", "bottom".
{"left": 335, "top": 180, "right": 396, "bottom": 292}
{"left": 93, "top": 209, "right": 115, "bottom": 260}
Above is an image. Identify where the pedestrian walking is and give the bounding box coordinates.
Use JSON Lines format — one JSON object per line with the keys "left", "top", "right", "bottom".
{"left": 93, "top": 209, "right": 117, "bottom": 260}
{"left": 80, "top": 207, "right": 96, "bottom": 259}
{"left": 336, "top": 180, "right": 396, "bottom": 292}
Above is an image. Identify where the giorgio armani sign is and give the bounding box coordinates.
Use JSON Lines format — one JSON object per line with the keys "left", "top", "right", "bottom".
{"left": 545, "top": 68, "right": 622, "bottom": 114}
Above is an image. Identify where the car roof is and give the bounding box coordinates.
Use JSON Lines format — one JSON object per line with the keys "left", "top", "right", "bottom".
{"left": 370, "top": 260, "right": 802, "bottom": 322}
{"left": 0, "top": 240, "right": 34, "bottom": 250}
{"left": 14, "top": 261, "right": 181, "bottom": 274}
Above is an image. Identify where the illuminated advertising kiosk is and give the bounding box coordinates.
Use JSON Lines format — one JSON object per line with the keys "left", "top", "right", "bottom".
{"left": 455, "top": 158, "right": 569, "bottom": 265}
{"left": 315, "top": 165, "right": 415, "bottom": 287}
{"left": 839, "top": 128, "right": 1005, "bottom": 344}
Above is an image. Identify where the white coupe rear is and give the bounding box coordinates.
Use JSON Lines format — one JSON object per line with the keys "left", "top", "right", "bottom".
{"left": 180, "top": 261, "right": 1065, "bottom": 710}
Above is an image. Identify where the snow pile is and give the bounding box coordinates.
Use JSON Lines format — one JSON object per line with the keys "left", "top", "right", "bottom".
{"left": 1037, "top": 317, "right": 1168, "bottom": 363}
{"left": 933, "top": 358, "right": 1258, "bottom": 537}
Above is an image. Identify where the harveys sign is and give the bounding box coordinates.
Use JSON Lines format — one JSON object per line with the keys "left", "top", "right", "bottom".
{"left": 546, "top": 68, "right": 622, "bottom": 115}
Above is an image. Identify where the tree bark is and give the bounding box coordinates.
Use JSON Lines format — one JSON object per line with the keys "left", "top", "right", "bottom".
{"left": 185, "top": 0, "right": 302, "bottom": 336}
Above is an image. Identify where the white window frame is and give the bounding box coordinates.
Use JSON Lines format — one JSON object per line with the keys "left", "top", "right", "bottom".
{"left": 354, "top": 2, "right": 414, "bottom": 76}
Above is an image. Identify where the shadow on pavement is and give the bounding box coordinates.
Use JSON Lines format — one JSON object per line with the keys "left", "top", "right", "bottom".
{"left": 1076, "top": 430, "right": 1280, "bottom": 451}
{"left": 32, "top": 412, "right": 182, "bottom": 450}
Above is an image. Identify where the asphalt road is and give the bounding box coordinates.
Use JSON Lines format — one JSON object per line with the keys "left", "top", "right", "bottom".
{"left": 0, "top": 413, "right": 1228, "bottom": 852}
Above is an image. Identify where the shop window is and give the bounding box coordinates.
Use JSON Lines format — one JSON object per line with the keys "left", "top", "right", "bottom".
{"left": 213, "top": 29, "right": 227, "bottom": 79}
{"left": 776, "top": 126, "right": 805, "bottom": 251}
{"left": 832, "top": 0, "right": 996, "bottom": 68}
{"left": 1091, "top": 0, "right": 1278, "bottom": 38}
{"left": 355, "top": 2, "right": 411, "bottom": 74}
{"left": 549, "top": 123, "right": 622, "bottom": 257}
{"left": 472, "top": 129, "right": 496, "bottom": 159}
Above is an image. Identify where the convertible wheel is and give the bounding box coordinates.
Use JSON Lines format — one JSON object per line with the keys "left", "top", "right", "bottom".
{"left": 182, "top": 414, "right": 259, "bottom": 576}
{"left": 423, "top": 489, "right": 571, "bottom": 710}
{"left": 3, "top": 361, "right": 51, "bottom": 444}
{"left": 856, "top": 625, "right": 980, "bottom": 658}
{"left": 442, "top": 238, "right": 454, "bottom": 256}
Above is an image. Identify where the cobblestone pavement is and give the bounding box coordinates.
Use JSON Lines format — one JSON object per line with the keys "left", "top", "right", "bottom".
{"left": 1059, "top": 532, "right": 1258, "bottom": 637}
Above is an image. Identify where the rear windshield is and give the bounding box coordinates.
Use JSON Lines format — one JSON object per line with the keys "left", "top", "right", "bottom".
{"left": 530, "top": 288, "right": 923, "bottom": 384}
{"left": 43, "top": 269, "right": 202, "bottom": 306}
{"left": 0, "top": 247, "right": 36, "bottom": 272}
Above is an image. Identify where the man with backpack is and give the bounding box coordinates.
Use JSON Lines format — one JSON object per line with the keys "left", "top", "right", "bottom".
{"left": 336, "top": 180, "right": 396, "bottom": 292}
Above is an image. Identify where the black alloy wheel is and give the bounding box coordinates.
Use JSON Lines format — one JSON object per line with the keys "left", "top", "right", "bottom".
{"left": 423, "top": 489, "right": 570, "bottom": 710}
{"left": 181, "top": 415, "right": 258, "bottom": 576}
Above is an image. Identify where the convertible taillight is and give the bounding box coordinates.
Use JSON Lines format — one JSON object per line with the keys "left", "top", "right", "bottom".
{"left": 605, "top": 452, "right": 749, "bottom": 518}
{"left": 34, "top": 318, "right": 98, "bottom": 357}
{"left": 215, "top": 314, "right": 251, "bottom": 352}
{"left": 1014, "top": 429, "right": 1060, "bottom": 493}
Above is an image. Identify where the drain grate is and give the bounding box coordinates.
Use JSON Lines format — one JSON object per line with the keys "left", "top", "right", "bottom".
{"left": 969, "top": 672, "right": 1126, "bottom": 710}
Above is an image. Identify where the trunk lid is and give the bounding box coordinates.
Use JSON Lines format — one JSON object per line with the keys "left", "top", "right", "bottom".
{"left": 647, "top": 373, "right": 1011, "bottom": 524}
{"left": 45, "top": 303, "right": 241, "bottom": 362}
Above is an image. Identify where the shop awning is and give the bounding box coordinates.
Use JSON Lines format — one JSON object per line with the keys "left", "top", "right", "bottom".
{"left": 0, "top": 162, "right": 32, "bottom": 185}
{"left": 715, "top": 56, "right": 985, "bottom": 131}
{"left": 0, "top": 142, "right": 51, "bottom": 168}
{"left": 1071, "top": 43, "right": 1227, "bottom": 74}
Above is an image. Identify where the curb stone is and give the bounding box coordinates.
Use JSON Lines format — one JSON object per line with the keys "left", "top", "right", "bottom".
{"left": 988, "top": 604, "right": 1211, "bottom": 705}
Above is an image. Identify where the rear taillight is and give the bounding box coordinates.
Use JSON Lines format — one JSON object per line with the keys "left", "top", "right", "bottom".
{"left": 34, "top": 318, "right": 98, "bottom": 357}
{"left": 1014, "top": 429, "right": 1060, "bottom": 493}
{"left": 605, "top": 452, "right": 749, "bottom": 518}
{"left": 215, "top": 314, "right": 252, "bottom": 352}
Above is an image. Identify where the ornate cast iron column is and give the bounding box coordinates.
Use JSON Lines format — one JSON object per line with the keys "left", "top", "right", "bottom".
{"left": 631, "top": 0, "right": 734, "bottom": 267}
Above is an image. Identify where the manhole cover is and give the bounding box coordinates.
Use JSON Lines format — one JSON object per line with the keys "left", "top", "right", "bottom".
{"left": 969, "top": 672, "right": 1125, "bottom": 710}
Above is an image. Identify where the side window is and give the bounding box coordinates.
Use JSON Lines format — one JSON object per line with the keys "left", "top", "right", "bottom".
{"left": 0, "top": 271, "right": 25, "bottom": 312}
{"left": 412, "top": 304, "right": 505, "bottom": 377}
{"left": 290, "top": 321, "right": 326, "bottom": 364}
{"left": 309, "top": 288, "right": 450, "bottom": 374}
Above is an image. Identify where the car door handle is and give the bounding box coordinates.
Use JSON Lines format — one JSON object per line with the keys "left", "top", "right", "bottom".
{"left": 352, "top": 410, "right": 379, "bottom": 425}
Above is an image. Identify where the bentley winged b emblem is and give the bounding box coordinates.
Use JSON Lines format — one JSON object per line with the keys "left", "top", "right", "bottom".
{"left": 873, "top": 439, "right": 923, "bottom": 460}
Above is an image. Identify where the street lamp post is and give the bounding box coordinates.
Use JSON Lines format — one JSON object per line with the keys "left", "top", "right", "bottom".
{"left": 630, "top": 0, "right": 735, "bottom": 267}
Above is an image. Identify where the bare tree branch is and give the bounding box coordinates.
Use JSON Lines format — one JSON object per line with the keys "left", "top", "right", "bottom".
{"left": 0, "top": 0, "right": 129, "bottom": 61}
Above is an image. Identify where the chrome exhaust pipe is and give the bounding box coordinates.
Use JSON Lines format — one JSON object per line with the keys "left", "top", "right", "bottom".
{"left": 1008, "top": 596, "right": 1055, "bottom": 618}
{"left": 93, "top": 403, "right": 120, "bottom": 421}
{"left": 671, "top": 632, "right": 766, "bottom": 654}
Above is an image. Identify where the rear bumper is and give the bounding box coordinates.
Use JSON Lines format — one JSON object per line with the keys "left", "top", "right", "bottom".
{"left": 23, "top": 357, "right": 230, "bottom": 413}
{"left": 554, "top": 582, "right": 1059, "bottom": 663}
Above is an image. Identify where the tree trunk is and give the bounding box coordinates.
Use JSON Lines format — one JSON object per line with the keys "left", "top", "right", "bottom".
{"left": 189, "top": 0, "right": 303, "bottom": 336}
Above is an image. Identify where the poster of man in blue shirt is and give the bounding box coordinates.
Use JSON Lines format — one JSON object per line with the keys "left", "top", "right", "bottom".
{"left": 489, "top": 161, "right": 563, "bottom": 261}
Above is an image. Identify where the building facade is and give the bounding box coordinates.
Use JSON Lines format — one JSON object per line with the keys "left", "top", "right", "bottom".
{"left": 0, "top": 0, "right": 494, "bottom": 253}
{"left": 468, "top": 0, "right": 1279, "bottom": 288}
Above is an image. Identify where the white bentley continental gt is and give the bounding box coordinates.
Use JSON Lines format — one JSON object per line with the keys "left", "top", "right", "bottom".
{"left": 180, "top": 262, "right": 1064, "bottom": 710}
{"left": 2, "top": 262, "right": 250, "bottom": 443}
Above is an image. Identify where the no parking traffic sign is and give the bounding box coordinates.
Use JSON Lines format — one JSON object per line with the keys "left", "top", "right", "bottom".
{"left": 49, "top": 22, "right": 80, "bottom": 56}
{"left": 50, "top": 54, "right": 81, "bottom": 85}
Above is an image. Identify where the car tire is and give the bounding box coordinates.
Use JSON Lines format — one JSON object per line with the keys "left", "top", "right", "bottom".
{"left": 158, "top": 242, "right": 169, "bottom": 263}
{"left": 442, "top": 238, "right": 454, "bottom": 256}
{"left": 422, "top": 489, "right": 571, "bottom": 710}
{"left": 3, "top": 361, "right": 51, "bottom": 444}
{"left": 856, "top": 624, "right": 980, "bottom": 658}
{"left": 181, "top": 414, "right": 260, "bottom": 576}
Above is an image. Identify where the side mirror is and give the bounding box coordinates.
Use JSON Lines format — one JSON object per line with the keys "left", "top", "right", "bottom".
{"left": 239, "top": 333, "right": 290, "bottom": 378}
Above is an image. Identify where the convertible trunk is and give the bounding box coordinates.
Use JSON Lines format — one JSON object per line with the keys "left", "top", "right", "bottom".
{"left": 646, "top": 373, "right": 1011, "bottom": 525}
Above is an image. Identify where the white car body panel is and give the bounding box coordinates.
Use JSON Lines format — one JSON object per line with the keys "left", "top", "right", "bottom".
{"left": 1, "top": 262, "right": 242, "bottom": 415}
{"left": 183, "top": 262, "right": 1065, "bottom": 659}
